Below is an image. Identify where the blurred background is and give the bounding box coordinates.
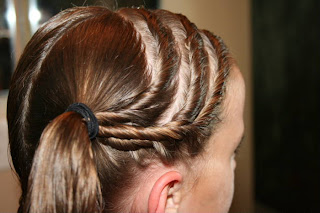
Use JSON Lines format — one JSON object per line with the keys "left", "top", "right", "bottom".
{"left": 0, "top": 0, "right": 319, "bottom": 212}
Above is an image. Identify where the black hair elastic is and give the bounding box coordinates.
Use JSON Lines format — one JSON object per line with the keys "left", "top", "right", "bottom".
{"left": 66, "top": 103, "right": 99, "bottom": 140}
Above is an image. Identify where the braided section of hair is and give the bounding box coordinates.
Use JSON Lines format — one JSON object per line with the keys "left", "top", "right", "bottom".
{"left": 194, "top": 31, "right": 231, "bottom": 129}
{"left": 172, "top": 14, "right": 210, "bottom": 123}
{"left": 112, "top": 8, "right": 181, "bottom": 125}
{"left": 95, "top": 9, "right": 231, "bottom": 159}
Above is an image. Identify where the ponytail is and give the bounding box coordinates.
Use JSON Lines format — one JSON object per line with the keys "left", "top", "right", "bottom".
{"left": 24, "top": 112, "right": 102, "bottom": 213}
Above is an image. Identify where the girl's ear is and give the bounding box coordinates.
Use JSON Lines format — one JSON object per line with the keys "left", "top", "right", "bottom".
{"left": 148, "top": 171, "right": 182, "bottom": 213}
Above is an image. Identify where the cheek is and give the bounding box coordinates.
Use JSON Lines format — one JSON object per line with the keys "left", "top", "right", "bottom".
{"left": 198, "top": 160, "right": 236, "bottom": 213}
{"left": 215, "top": 161, "right": 235, "bottom": 213}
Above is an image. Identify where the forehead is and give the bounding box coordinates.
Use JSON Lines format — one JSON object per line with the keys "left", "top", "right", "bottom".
{"left": 206, "top": 65, "right": 245, "bottom": 156}
{"left": 222, "top": 65, "right": 245, "bottom": 122}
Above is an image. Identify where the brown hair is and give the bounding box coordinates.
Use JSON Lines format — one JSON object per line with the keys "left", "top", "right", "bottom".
{"left": 7, "top": 6, "right": 231, "bottom": 213}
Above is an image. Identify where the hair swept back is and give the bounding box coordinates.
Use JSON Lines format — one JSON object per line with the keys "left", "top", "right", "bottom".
{"left": 7, "top": 6, "right": 232, "bottom": 213}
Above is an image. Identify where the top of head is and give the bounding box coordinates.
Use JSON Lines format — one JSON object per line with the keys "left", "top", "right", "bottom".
{"left": 7, "top": 6, "right": 232, "bottom": 213}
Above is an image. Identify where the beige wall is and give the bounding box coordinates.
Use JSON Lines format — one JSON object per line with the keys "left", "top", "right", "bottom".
{"left": 161, "top": 0, "right": 254, "bottom": 212}
{"left": 0, "top": 170, "right": 20, "bottom": 212}
{"left": 0, "top": 94, "right": 20, "bottom": 212}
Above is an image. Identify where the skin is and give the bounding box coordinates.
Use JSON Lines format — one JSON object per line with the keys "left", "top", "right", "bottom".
{"left": 178, "top": 66, "right": 245, "bottom": 213}
{"left": 131, "top": 67, "right": 245, "bottom": 213}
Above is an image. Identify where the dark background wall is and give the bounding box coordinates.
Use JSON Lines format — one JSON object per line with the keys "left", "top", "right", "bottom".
{"left": 253, "top": 0, "right": 320, "bottom": 212}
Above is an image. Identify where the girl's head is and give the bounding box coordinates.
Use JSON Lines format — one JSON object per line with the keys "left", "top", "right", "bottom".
{"left": 7, "top": 6, "right": 245, "bottom": 213}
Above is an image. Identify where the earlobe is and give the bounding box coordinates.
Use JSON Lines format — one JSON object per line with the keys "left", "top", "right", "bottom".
{"left": 148, "top": 171, "right": 182, "bottom": 213}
